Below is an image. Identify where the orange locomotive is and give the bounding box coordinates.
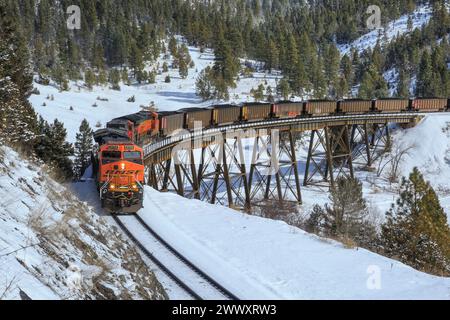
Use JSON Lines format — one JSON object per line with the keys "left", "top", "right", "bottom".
{"left": 106, "top": 111, "right": 160, "bottom": 144}
{"left": 93, "top": 130, "right": 145, "bottom": 213}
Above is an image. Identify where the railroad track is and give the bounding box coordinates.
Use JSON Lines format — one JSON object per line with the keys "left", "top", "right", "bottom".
{"left": 112, "top": 214, "right": 239, "bottom": 300}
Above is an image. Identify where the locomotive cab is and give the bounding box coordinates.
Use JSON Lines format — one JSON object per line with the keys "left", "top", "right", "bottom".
{"left": 96, "top": 143, "right": 145, "bottom": 213}
{"left": 107, "top": 119, "right": 134, "bottom": 141}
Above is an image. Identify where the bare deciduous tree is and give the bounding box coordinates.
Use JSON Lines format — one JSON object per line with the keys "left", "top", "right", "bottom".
{"left": 377, "top": 144, "right": 414, "bottom": 183}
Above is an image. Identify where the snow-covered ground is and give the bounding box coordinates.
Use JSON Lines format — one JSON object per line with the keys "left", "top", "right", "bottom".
{"left": 338, "top": 5, "right": 432, "bottom": 56}
{"left": 136, "top": 186, "right": 450, "bottom": 300}
{"left": 0, "top": 146, "right": 167, "bottom": 300}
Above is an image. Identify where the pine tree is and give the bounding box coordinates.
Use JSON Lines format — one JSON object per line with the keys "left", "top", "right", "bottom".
{"left": 196, "top": 67, "right": 214, "bottom": 101}
{"left": 92, "top": 42, "right": 105, "bottom": 71}
{"left": 168, "top": 36, "right": 178, "bottom": 57}
{"left": 136, "top": 70, "right": 148, "bottom": 84}
{"left": 148, "top": 71, "right": 156, "bottom": 84}
{"left": 179, "top": 44, "right": 192, "bottom": 66}
{"left": 351, "top": 49, "right": 363, "bottom": 85}
{"left": 323, "top": 177, "right": 369, "bottom": 240}
{"left": 179, "top": 58, "right": 189, "bottom": 79}
{"left": 416, "top": 51, "right": 433, "bottom": 97}
{"left": 324, "top": 44, "right": 341, "bottom": 97}
{"left": 67, "top": 40, "right": 82, "bottom": 81}
{"left": 341, "top": 54, "right": 353, "bottom": 87}
{"left": 358, "top": 63, "right": 389, "bottom": 99}
{"left": 97, "top": 69, "right": 108, "bottom": 86}
{"left": 49, "top": 119, "right": 73, "bottom": 179}
{"left": 396, "top": 68, "right": 410, "bottom": 98}
{"left": 250, "top": 84, "right": 265, "bottom": 102}
{"left": 358, "top": 70, "right": 375, "bottom": 99}
{"left": 109, "top": 69, "right": 121, "bottom": 90}
{"left": 286, "top": 33, "right": 299, "bottom": 80}
{"left": 407, "top": 15, "right": 413, "bottom": 32}
{"left": 35, "top": 118, "right": 74, "bottom": 180}
{"left": 84, "top": 69, "right": 96, "bottom": 90}
{"left": 106, "top": 29, "right": 127, "bottom": 66}
{"left": 336, "top": 76, "right": 349, "bottom": 99}
{"left": 267, "top": 39, "right": 279, "bottom": 72}
{"left": 121, "top": 68, "right": 130, "bottom": 86}
{"left": 305, "top": 205, "right": 325, "bottom": 234}
{"left": 266, "top": 85, "right": 274, "bottom": 103}
{"left": 129, "top": 42, "right": 144, "bottom": 79}
{"left": 73, "top": 119, "right": 94, "bottom": 181}
{"left": 0, "top": 3, "right": 33, "bottom": 100}
{"left": 0, "top": 78, "right": 37, "bottom": 145}
{"left": 0, "top": 2, "right": 37, "bottom": 146}
{"left": 276, "top": 78, "right": 291, "bottom": 100}
{"left": 311, "top": 56, "right": 327, "bottom": 99}
{"left": 211, "top": 28, "right": 240, "bottom": 96}
{"left": 52, "top": 63, "right": 69, "bottom": 91}
{"left": 381, "top": 168, "right": 450, "bottom": 275}
{"left": 162, "top": 62, "right": 169, "bottom": 73}
{"left": 371, "top": 43, "right": 385, "bottom": 73}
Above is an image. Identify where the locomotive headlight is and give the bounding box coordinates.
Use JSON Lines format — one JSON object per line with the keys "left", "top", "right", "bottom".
{"left": 131, "top": 183, "right": 138, "bottom": 190}
{"left": 120, "top": 163, "right": 126, "bottom": 170}
{"left": 109, "top": 184, "right": 116, "bottom": 190}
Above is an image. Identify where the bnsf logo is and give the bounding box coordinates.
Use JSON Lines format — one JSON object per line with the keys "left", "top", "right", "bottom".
{"left": 105, "top": 170, "right": 141, "bottom": 175}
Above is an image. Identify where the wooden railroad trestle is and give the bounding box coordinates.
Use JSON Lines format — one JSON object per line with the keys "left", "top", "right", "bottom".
{"left": 145, "top": 115, "right": 420, "bottom": 211}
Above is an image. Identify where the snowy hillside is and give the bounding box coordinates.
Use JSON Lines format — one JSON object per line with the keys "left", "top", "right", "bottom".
{"left": 0, "top": 146, "right": 167, "bottom": 300}
{"left": 338, "top": 5, "right": 432, "bottom": 56}
{"left": 134, "top": 187, "right": 450, "bottom": 300}
{"left": 392, "top": 115, "right": 450, "bottom": 189}
{"left": 358, "top": 114, "right": 450, "bottom": 219}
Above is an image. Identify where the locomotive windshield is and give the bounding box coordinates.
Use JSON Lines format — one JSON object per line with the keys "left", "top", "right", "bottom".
{"left": 102, "top": 151, "right": 121, "bottom": 159}
{"left": 124, "top": 151, "right": 142, "bottom": 159}
{"left": 107, "top": 123, "right": 126, "bottom": 130}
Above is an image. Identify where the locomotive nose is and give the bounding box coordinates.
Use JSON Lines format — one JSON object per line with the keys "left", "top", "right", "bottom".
{"left": 118, "top": 176, "right": 129, "bottom": 185}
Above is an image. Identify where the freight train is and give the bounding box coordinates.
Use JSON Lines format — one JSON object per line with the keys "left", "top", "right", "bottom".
{"left": 93, "top": 97, "right": 450, "bottom": 213}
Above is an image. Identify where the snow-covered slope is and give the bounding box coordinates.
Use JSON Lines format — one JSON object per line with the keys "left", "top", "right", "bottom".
{"left": 0, "top": 146, "right": 167, "bottom": 300}
{"left": 360, "top": 114, "right": 450, "bottom": 219}
{"left": 339, "top": 5, "right": 432, "bottom": 56}
{"left": 136, "top": 187, "right": 450, "bottom": 300}
{"left": 393, "top": 115, "right": 450, "bottom": 190}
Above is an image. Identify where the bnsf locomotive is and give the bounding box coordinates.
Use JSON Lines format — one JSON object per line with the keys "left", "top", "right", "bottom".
{"left": 94, "top": 97, "right": 450, "bottom": 213}
{"left": 93, "top": 128, "right": 145, "bottom": 213}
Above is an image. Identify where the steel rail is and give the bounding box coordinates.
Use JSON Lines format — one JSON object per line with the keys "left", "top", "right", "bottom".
{"left": 113, "top": 214, "right": 239, "bottom": 300}
{"left": 134, "top": 214, "right": 240, "bottom": 300}
{"left": 112, "top": 215, "right": 203, "bottom": 300}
